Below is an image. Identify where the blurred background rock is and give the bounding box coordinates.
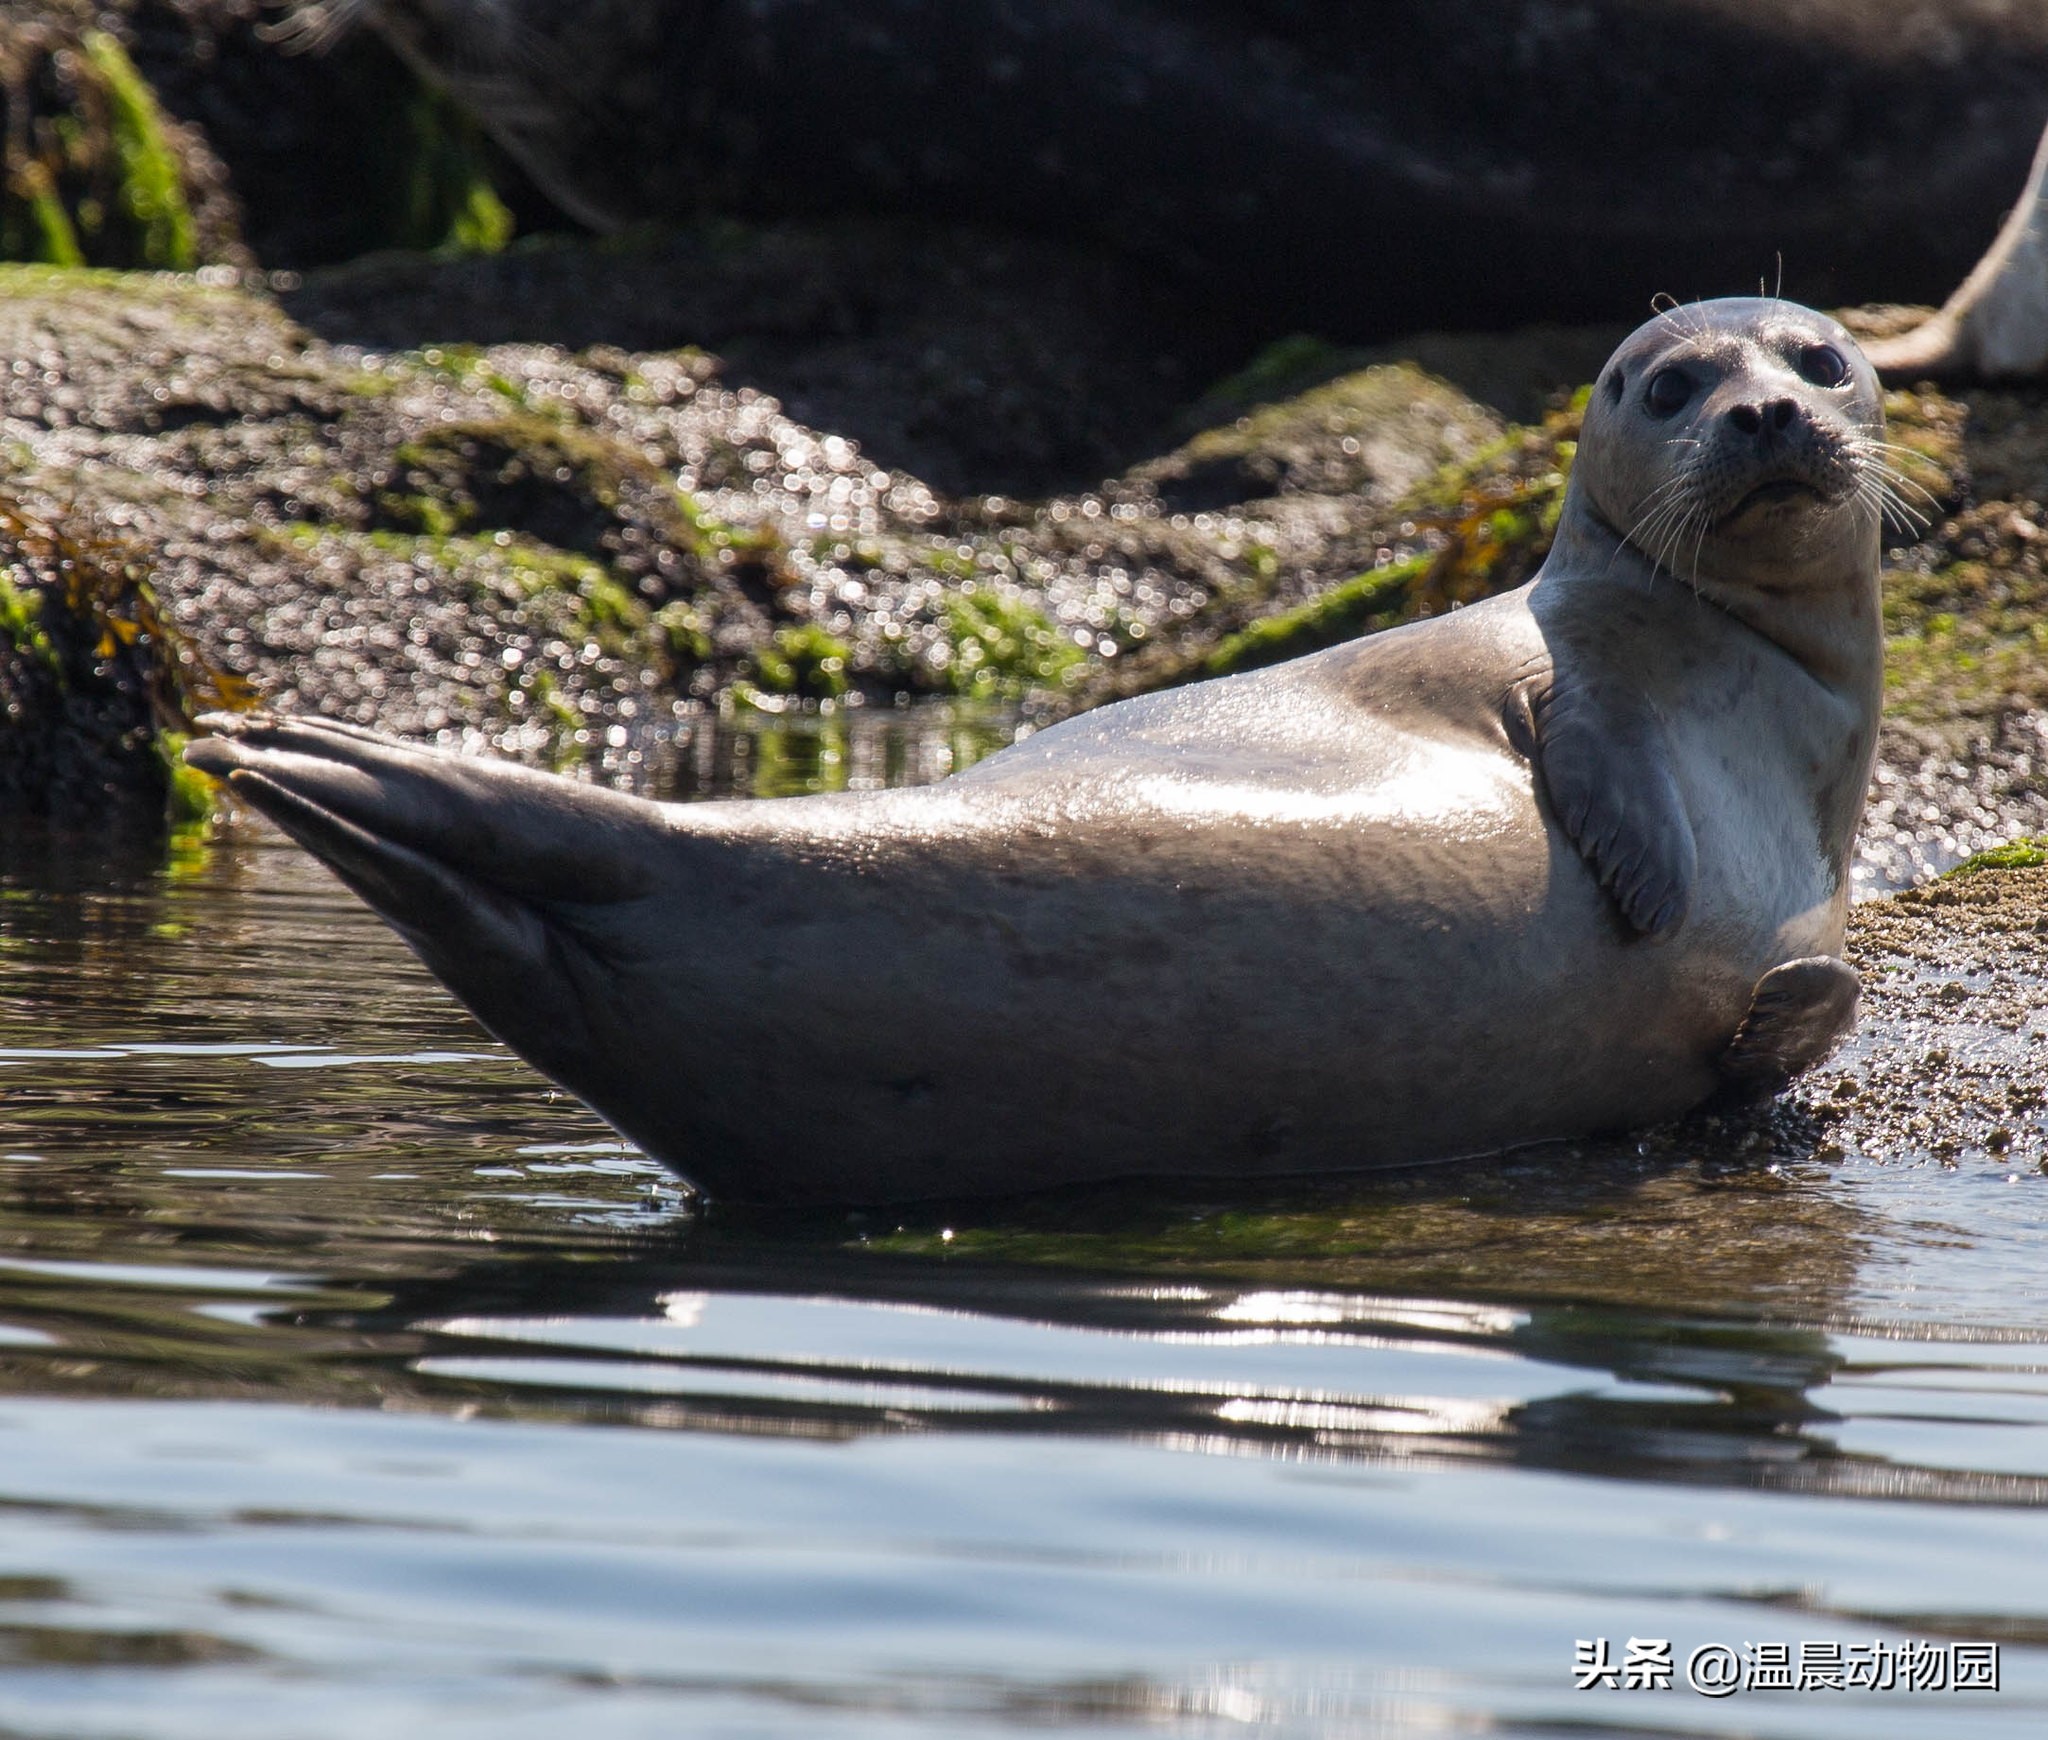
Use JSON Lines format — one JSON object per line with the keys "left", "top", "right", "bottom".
{"left": 1, "top": 0, "right": 2046, "bottom": 852}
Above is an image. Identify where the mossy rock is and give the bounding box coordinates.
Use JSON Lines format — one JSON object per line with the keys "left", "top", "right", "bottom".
{"left": 1875, "top": 383, "right": 2048, "bottom": 729}
{"left": 1138, "top": 361, "right": 1500, "bottom": 514}
{"left": 1083, "top": 388, "right": 1576, "bottom": 699}
{"left": 19, "top": 235, "right": 2048, "bottom": 847}
{"left": 374, "top": 414, "right": 688, "bottom": 563}
{"left": 1169, "top": 333, "right": 1373, "bottom": 437}
{"left": 1196, "top": 555, "right": 1429, "bottom": 679}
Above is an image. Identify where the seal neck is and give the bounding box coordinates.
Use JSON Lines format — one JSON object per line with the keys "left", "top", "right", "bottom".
{"left": 1560, "top": 482, "right": 1883, "bottom": 699}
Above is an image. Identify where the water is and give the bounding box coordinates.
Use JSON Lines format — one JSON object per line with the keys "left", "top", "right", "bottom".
{"left": 1, "top": 710, "right": 2046, "bottom": 1738}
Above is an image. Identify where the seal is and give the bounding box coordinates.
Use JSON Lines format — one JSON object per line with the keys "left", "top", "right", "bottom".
{"left": 187, "top": 298, "right": 1892, "bottom": 1206}
{"left": 1868, "top": 114, "right": 2048, "bottom": 381}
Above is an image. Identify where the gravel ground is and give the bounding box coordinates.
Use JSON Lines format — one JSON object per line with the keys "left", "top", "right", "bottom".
{"left": 1591, "top": 862, "right": 2048, "bottom": 1183}
{"left": 1811, "top": 865, "right": 2048, "bottom": 1166}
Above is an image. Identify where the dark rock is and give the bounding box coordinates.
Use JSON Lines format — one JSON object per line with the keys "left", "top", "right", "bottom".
{"left": 280, "top": 223, "right": 1242, "bottom": 499}
{"left": 363, "top": 0, "right": 2048, "bottom": 336}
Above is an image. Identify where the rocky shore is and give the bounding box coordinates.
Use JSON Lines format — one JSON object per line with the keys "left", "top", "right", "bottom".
{"left": 0, "top": 0, "right": 2047, "bottom": 904}
{"left": 0, "top": 241, "right": 2043, "bottom": 896}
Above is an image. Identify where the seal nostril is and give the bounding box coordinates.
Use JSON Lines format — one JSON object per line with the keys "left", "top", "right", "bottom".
{"left": 1769, "top": 398, "right": 1797, "bottom": 430}
{"left": 1727, "top": 404, "right": 1762, "bottom": 435}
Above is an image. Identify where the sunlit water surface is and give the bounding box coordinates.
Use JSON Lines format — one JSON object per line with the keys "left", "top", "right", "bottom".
{"left": 1, "top": 707, "right": 2046, "bottom": 1739}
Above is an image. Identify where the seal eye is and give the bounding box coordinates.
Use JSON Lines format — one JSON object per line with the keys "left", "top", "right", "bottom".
{"left": 1644, "top": 367, "right": 1693, "bottom": 417}
{"left": 1796, "top": 343, "right": 1849, "bottom": 388}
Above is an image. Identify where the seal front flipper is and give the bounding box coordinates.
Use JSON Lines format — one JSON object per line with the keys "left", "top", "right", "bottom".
{"left": 1510, "top": 676, "right": 1698, "bottom": 937}
{"left": 1718, "top": 956, "right": 1861, "bottom": 1095}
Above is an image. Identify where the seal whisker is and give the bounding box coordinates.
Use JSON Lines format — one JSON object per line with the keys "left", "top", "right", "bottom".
{"left": 1633, "top": 493, "right": 1705, "bottom": 588}
{"left": 1641, "top": 503, "right": 1695, "bottom": 573}
{"left": 1858, "top": 474, "right": 1932, "bottom": 536}
{"left": 1850, "top": 436, "right": 1943, "bottom": 469}
{"left": 1624, "top": 489, "right": 1692, "bottom": 545}
{"left": 1631, "top": 474, "right": 1695, "bottom": 518}
{"left": 1862, "top": 462, "right": 1939, "bottom": 511}
{"left": 1666, "top": 298, "right": 1710, "bottom": 342}
{"left": 1639, "top": 486, "right": 1700, "bottom": 559}
{"left": 1648, "top": 292, "right": 1701, "bottom": 347}
{"left": 1600, "top": 490, "right": 1678, "bottom": 580}
{"left": 1685, "top": 502, "right": 1715, "bottom": 594}
{"left": 1623, "top": 490, "right": 1693, "bottom": 573}
{"left": 1846, "top": 467, "right": 1899, "bottom": 527}
{"left": 1637, "top": 500, "right": 1697, "bottom": 589}
{"left": 1851, "top": 445, "right": 1946, "bottom": 506}
{"left": 1852, "top": 451, "right": 1942, "bottom": 516}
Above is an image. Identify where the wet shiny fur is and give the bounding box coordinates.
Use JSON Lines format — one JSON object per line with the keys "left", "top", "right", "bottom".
{"left": 189, "top": 300, "right": 1885, "bottom": 1203}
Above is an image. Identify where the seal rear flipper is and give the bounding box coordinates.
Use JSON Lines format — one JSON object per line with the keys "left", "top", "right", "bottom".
{"left": 221, "top": 765, "right": 599, "bottom": 1069}
{"left": 1718, "top": 955, "right": 1860, "bottom": 1095}
{"left": 1513, "top": 676, "right": 1698, "bottom": 937}
{"left": 184, "top": 713, "right": 665, "bottom": 907}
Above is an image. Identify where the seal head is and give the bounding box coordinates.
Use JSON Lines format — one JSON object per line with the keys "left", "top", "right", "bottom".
{"left": 1577, "top": 298, "right": 1885, "bottom": 604}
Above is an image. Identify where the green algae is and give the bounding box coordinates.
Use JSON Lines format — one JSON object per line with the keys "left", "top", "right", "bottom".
{"left": 79, "top": 31, "right": 197, "bottom": 271}
{"left": 154, "top": 729, "right": 215, "bottom": 828}
{"left": 414, "top": 109, "right": 513, "bottom": 258}
{"left": 746, "top": 624, "right": 852, "bottom": 700}
{"left": 1152, "top": 361, "right": 1501, "bottom": 511}
{"left": 1945, "top": 837, "right": 2048, "bottom": 877}
{"left": 654, "top": 600, "right": 714, "bottom": 664}
{"left": 674, "top": 491, "right": 785, "bottom": 572}
{"left": 6, "top": 162, "right": 85, "bottom": 268}
{"left": 369, "top": 83, "right": 514, "bottom": 258}
{"left": 940, "top": 591, "right": 1085, "bottom": 698}
{"left": 353, "top": 527, "right": 650, "bottom": 636}
{"left": 0, "top": 570, "right": 55, "bottom": 671}
{"left": 1198, "top": 555, "right": 1429, "bottom": 677}
{"left": 377, "top": 415, "right": 667, "bottom": 548}
{"left": 0, "top": 492, "right": 255, "bottom": 822}
{"left": 1, "top": 29, "right": 203, "bottom": 271}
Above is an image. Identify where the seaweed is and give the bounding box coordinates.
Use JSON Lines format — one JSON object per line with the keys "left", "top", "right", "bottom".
{"left": 0, "top": 492, "right": 253, "bottom": 820}
{"left": 0, "top": 23, "right": 209, "bottom": 270}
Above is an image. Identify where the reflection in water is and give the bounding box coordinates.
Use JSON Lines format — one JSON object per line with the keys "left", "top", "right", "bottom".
{"left": 654, "top": 700, "right": 1021, "bottom": 800}
{"left": 0, "top": 706, "right": 2045, "bottom": 1736}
